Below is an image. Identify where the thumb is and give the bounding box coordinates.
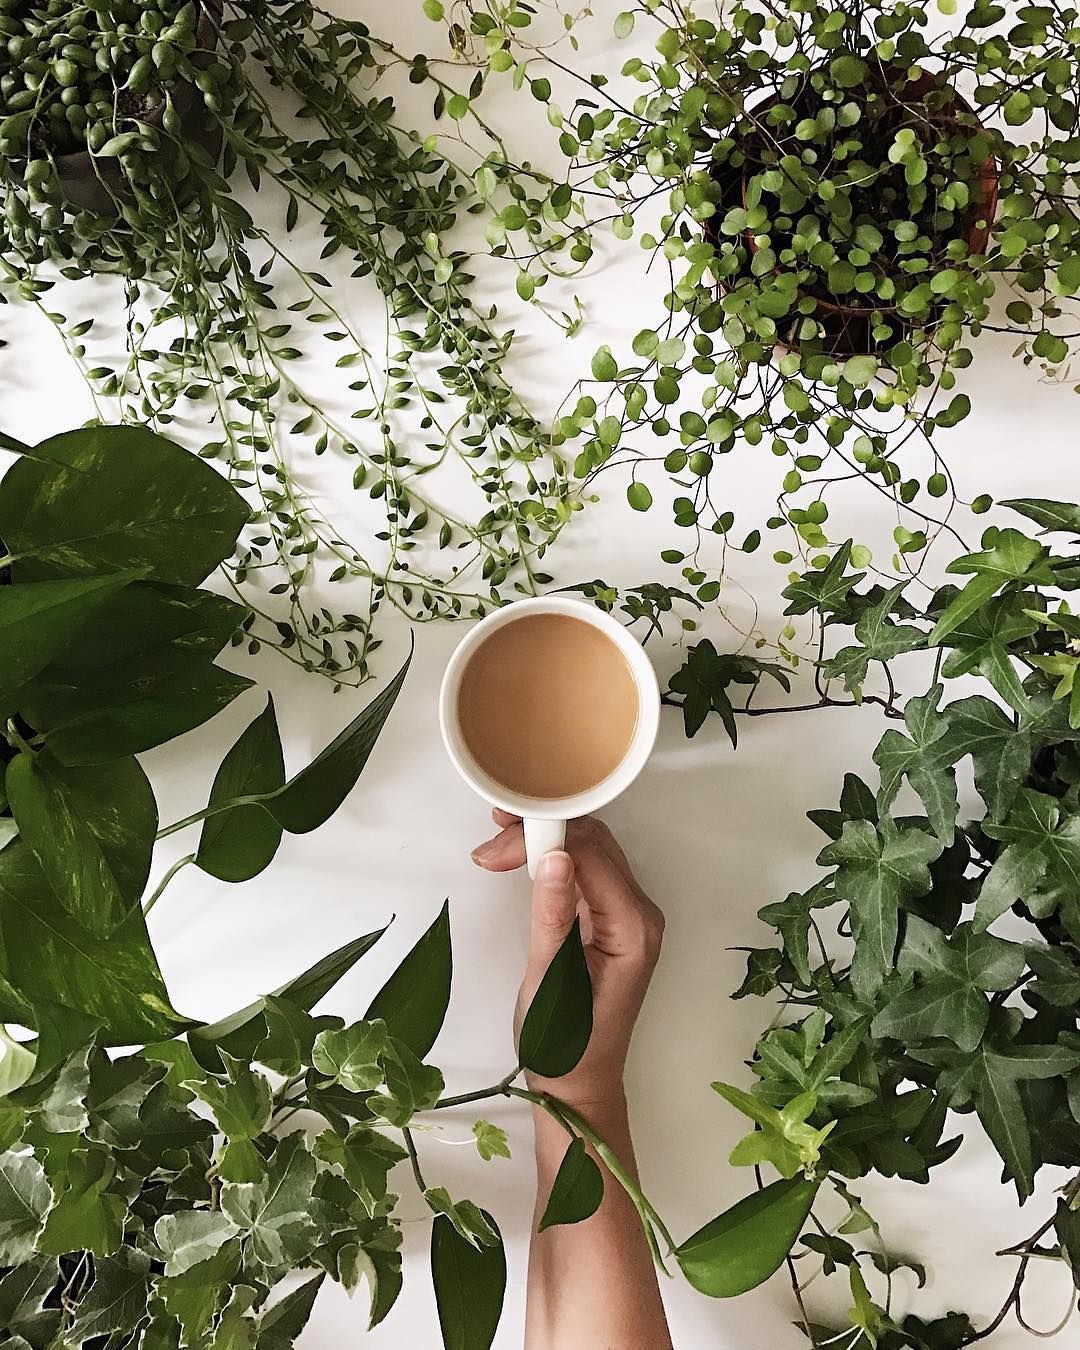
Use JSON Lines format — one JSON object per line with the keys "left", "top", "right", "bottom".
{"left": 527, "top": 851, "right": 578, "bottom": 975}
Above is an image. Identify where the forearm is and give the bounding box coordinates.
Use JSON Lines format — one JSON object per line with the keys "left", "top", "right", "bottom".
{"left": 525, "top": 1094, "right": 672, "bottom": 1350}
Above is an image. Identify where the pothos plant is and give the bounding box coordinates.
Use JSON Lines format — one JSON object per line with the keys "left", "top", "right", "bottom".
{"left": 428, "top": 0, "right": 1080, "bottom": 654}
{"left": 0, "top": 422, "right": 805, "bottom": 1347}
{"left": 666, "top": 502, "right": 1080, "bottom": 1346}
{"left": 0, "top": 0, "right": 586, "bottom": 689}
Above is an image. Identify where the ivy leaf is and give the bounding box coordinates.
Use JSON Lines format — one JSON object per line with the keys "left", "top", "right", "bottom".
{"left": 731, "top": 947, "right": 787, "bottom": 999}
{"left": 666, "top": 642, "right": 788, "bottom": 744}
{"left": 1003, "top": 498, "right": 1080, "bottom": 535}
{"left": 209, "top": 1285, "right": 258, "bottom": 1350}
{"left": 425, "top": 1187, "right": 499, "bottom": 1247}
{"left": 430, "top": 1209, "right": 506, "bottom": 1350}
{"left": 757, "top": 882, "right": 835, "bottom": 986}
{"left": 312, "top": 1126, "right": 407, "bottom": 1215}
{"left": 930, "top": 529, "right": 1053, "bottom": 645}
{"left": 38, "top": 1144, "right": 126, "bottom": 1258}
{"left": 872, "top": 918, "right": 1025, "bottom": 1053}
{"left": 0, "top": 1151, "right": 51, "bottom": 1263}
{"left": 365, "top": 900, "right": 451, "bottom": 1059}
{"left": 157, "top": 1241, "right": 240, "bottom": 1348}
{"left": 715, "top": 1083, "right": 834, "bottom": 1179}
{"left": 676, "top": 1178, "right": 818, "bottom": 1297}
{"left": 155, "top": 1210, "right": 239, "bottom": 1276}
{"left": 783, "top": 541, "right": 865, "bottom": 617}
{"left": 538, "top": 1137, "right": 604, "bottom": 1230}
{"left": 473, "top": 1120, "right": 511, "bottom": 1162}
{"left": 220, "top": 1135, "right": 321, "bottom": 1268}
{"left": 0, "top": 843, "right": 189, "bottom": 1045}
{"left": 312, "top": 1020, "right": 389, "bottom": 1093}
{"left": 0, "top": 424, "right": 249, "bottom": 586}
{"left": 920, "top": 1010, "right": 1080, "bottom": 1200}
{"left": 821, "top": 584, "right": 925, "bottom": 694}
{"left": 65, "top": 1245, "right": 150, "bottom": 1342}
{"left": 976, "top": 789, "right": 1080, "bottom": 932}
{"left": 818, "top": 822, "right": 940, "bottom": 997}
{"left": 196, "top": 698, "right": 285, "bottom": 883}
{"left": 260, "top": 646, "right": 411, "bottom": 833}
{"left": 873, "top": 686, "right": 958, "bottom": 844}
{"left": 937, "top": 695, "right": 1031, "bottom": 820}
{"left": 257, "top": 1274, "right": 326, "bottom": 1349}
{"left": 0, "top": 573, "right": 137, "bottom": 713}
{"left": 1026, "top": 944, "right": 1080, "bottom": 1007}
{"left": 369, "top": 1037, "right": 444, "bottom": 1127}
{"left": 518, "top": 918, "right": 593, "bottom": 1078}
{"left": 0, "top": 1257, "right": 61, "bottom": 1347}
{"left": 5, "top": 750, "right": 157, "bottom": 933}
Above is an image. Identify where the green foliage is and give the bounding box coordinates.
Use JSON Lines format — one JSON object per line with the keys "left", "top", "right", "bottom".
{"left": 518, "top": 919, "right": 593, "bottom": 1078}
{"left": 538, "top": 1137, "right": 604, "bottom": 1231}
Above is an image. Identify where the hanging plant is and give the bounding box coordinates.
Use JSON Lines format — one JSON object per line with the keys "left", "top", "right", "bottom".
{"left": 0, "top": 0, "right": 580, "bottom": 687}
{"left": 431, "top": 0, "right": 1080, "bottom": 648}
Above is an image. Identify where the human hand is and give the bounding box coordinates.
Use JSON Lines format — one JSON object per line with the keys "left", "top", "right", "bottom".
{"left": 471, "top": 811, "right": 664, "bottom": 1107}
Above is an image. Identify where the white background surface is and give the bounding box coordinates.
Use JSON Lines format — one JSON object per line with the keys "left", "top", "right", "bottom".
{"left": 2, "top": 4, "right": 1078, "bottom": 1346}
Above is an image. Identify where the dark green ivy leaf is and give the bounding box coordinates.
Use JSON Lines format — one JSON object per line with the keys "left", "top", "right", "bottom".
{"left": 873, "top": 686, "right": 958, "bottom": 844}
{"left": 257, "top": 1274, "right": 326, "bottom": 1349}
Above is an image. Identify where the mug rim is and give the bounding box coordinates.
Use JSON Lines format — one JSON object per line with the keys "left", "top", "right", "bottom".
{"left": 438, "top": 595, "right": 661, "bottom": 820}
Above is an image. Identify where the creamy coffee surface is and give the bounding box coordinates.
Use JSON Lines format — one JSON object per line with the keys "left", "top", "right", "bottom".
{"left": 457, "top": 613, "right": 639, "bottom": 798}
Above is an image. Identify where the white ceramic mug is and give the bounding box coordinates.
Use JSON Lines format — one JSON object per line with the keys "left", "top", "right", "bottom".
{"left": 439, "top": 596, "right": 661, "bottom": 877}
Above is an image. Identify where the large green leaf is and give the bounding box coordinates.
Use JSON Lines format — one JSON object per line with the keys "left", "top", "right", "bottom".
{"left": 22, "top": 648, "right": 253, "bottom": 766}
{"left": 196, "top": 698, "right": 285, "bottom": 882}
{"left": 257, "top": 1274, "right": 326, "bottom": 1350}
{"left": 872, "top": 918, "right": 1025, "bottom": 1053}
{"left": 0, "top": 1257, "right": 61, "bottom": 1347}
{"left": 38, "top": 1145, "right": 126, "bottom": 1258}
{"left": 1003, "top": 498, "right": 1080, "bottom": 534}
{"left": 0, "top": 573, "right": 138, "bottom": 714}
{"left": 873, "top": 686, "right": 958, "bottom": 844}
{"left": 0, "top": 424, "right": 249, "bottom": 585}
{"left": 6, "top": 750, "right": 157, "bottom": 932}
{"left": 976, "top": 789, "right": 1080, "bottom": 933}
{"left": 538, "top": 1138, "right": 604, "bottom": 1231}
{"left": 938, "top": 695, "right": 1031, "bottom": 820}
{"left": 158, "top": 1241, "right": 240, "bottom": 1348}
{"left": 365, "top": 900, "right": 451, "bottom": 1059}
{"left": 64, "top": 1246, "right": 150, "bottom": 1342}
{"left": 431, "top": 1209, "right": 506, "bottom": 1350}
{"left": 676, "top": 1178, "right": 818, "bottom": 1297}
{"left": 0, "top": 1150, "right": 51, "bottom": 1264}
{"left": 188, "top": 924, "right": 387, "bottom": 1072}
{"left": 518, "top": 918, "right": 593, "bottom": 1078}
{"left": 220, "top": 1135, "right": 320, "bottom": 1268}
{"left": 261, "top": 646, "right": 411, "bottom": 833}
{"left": 818, "top": 822, "right": 940, "bottom": 998}
{"left": 49, "top": 581, "right": 245, "bottom": 670}
{"left": 0, "top": 843, "right": 189, "bottom": 1045}
{"left": 156, "top": 1211, "right": 239, "bottom": 1277}
{"left": 930, "top": 529, "right": 1053, "bottom": 645}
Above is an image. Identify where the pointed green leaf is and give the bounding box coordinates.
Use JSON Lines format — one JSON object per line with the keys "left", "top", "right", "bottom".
{"left": 518, "top": 918, "right": 593, "bottom": 1078}
{"left": 431, "top": 1209, "right": 506, "bottom": 1350}
{"left": 196, "top": 698, "right": 285, "bottom": 882}
{"left": 0, "top": 1151, "right": 51, "bottom": 1263}
{"left": 538, "top": 1137, "right": 604, "bottom": 1231}
{"left": 365, "top": 900, "right": 451, "bottom": 1059}
{"left": 676, "top": 1178, "right": 818, "bottom": 1297}
{"left": 65, "top": 1245, "right": 150, "bottom": 1342}
{"left": 257, "top": 1274, "right": 326, "bottom": 1349}
{"left": 156, "top": 1210, "right": 239, "bottom": 1276}
{"left": 262, "top": 647, "right": 410, "bottom": 833}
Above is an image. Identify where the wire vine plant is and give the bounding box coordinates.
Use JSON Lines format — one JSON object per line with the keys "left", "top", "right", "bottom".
{"left": 0, "top": 0, "right": 587, "bottom": 686}
{"left": 423, "top": 0, "right": 1080, "bottom": 666}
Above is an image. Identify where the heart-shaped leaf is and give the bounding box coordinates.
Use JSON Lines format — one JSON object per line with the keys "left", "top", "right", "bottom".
{"left": 0, "top": 425, "right": 249, "bottom": 586}
{"left": 196, "top": 698, "right": 285, "bottom": 882}
{"left": 676, "top": 1177, "right": 818, "bottom": 1297}
{"left": 538, "top": 1137, "right": 604, "bottom": 1231}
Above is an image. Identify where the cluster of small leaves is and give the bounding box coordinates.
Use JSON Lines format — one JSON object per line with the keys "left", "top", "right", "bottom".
{"left": 432, "top": 0, "right": 1080, "bottom": 639}
{"left": 714, "top": 500, "right": 1080, "bottom": 1345}
{"left": 0, "top": 0, "right": 579, "bottom": 686}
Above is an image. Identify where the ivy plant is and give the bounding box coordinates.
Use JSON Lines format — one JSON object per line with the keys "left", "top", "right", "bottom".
{"left": 696, "top": 502, "right": 1080, "bottom": 1346}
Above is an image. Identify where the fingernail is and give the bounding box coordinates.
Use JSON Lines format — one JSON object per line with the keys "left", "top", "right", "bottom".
{"left": 471, "top": 837, "right": 500, "bottom": 864}
{"left": 537, "top": 851, "right": 574, "bottom": 885}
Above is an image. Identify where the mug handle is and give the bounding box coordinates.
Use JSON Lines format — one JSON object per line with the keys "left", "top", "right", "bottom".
{"left": 523, "top": 818, "right": 568, "bottom": 879}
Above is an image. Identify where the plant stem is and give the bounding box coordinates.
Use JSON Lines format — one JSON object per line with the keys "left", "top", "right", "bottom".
{"left": 403, "top": 1127, "right": 428, "bottom": 1192}
{"left": 142, "top": 853, "right": 196, "bottom": 915}
{"left": 507, "top": 1085, "right": 678, "bottom": 1264}
{"left": 433, "top": 1070, "right": 519, "bottom": 1110}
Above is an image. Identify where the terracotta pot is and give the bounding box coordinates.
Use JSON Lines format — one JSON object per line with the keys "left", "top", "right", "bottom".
{"left": 705, "top": 67, "right": 999, "bottom": 357}
{"left": 53, "top": 0, "right": 223, "bottom": 215}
